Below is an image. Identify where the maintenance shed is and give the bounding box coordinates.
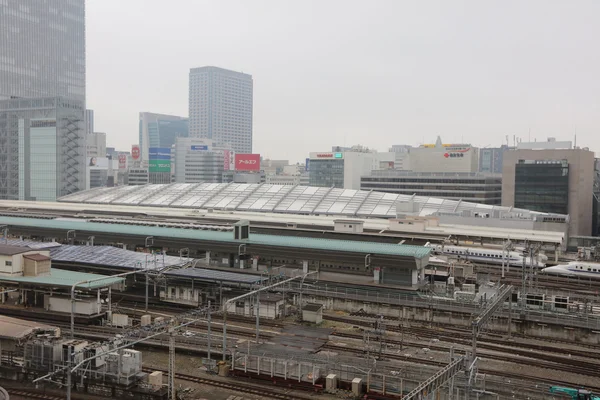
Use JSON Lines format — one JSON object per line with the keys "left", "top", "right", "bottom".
{"left": 302, "top": 303, "right": 323, "bottom": 324}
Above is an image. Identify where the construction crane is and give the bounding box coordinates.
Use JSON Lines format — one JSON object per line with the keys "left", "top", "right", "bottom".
{"left": 550, "top": 386, "right": 600, "bottom": 400}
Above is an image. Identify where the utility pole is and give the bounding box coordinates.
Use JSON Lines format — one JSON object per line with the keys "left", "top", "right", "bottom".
{"left": 168, "top": 329, "right": 175, "bottom": 400}
{"left": 207, "top": 301, "right": 211, "bottom": 360}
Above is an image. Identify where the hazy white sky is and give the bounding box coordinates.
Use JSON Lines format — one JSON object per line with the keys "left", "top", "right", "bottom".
{"left": 87, "top": 0, "right": 600, "bottom": 162}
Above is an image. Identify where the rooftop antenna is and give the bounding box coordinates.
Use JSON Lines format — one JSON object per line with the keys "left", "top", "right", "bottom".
{"left": 574, "top": 129, "right": 577, "bottom": 148}
{"left": 528, "top": 128, "right": 531, "bottom": 142}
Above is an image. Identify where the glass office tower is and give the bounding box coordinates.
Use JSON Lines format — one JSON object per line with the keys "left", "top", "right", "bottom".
{"left": 0, "top": 1, "right": 85, "bottom": 102}
{"left": 514, "top": 160, "right": 569, "bottom": 215}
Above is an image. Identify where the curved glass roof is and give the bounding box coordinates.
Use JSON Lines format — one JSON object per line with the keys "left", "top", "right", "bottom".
{"left": 58, "top": 183, "right": 567, "bottom": 220}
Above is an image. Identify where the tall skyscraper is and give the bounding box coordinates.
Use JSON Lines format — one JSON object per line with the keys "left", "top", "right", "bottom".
{"left": 0, "top": 1, "right": 86, "bottom": 200}
{"left": 189, "top": 66, "right": 253, "bottom": 154}
{"left": 0, "top": 1, "right": 86, "bottom": 103}
{"left": 139, "top": 112, "right": 188, "bottom": 161}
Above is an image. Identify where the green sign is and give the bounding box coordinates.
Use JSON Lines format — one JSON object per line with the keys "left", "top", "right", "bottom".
{"left": 149, "top": 159, "right": 171, "bottom": 173}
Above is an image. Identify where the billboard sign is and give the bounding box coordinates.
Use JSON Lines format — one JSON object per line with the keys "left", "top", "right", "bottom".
{"left": 191, "top": 145, "right": 208, "bottom": 151}
{"left": 88, "top": 157, "right": 109, "bottom": 170}
{"left": 149, "top": 147, "right": 171, "bottom": 173}
{"left": 234, "top": 153, "right": 260, "bottom": 171}
{"left": 149, "top": 159, "right": 171, "bottom": 173}
{"left": 131, "top": 145, "right": 140, "bottom": 160}
{"left": 118, "top": 154, "right": 127, "bottom": 169}
{"left": 223, "top": 150, "right": 232, "bottom": 171}
{"left": 149, "top": 147, "right": 171, "bottom": 160}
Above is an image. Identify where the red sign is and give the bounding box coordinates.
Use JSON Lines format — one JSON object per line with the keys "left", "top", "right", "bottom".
{"left": 234, "top": 153, "right": 260, "bottom": 171}
{"left": 118, "top": 154, "right": 127, "bottom": 169}
{"left": 443, "top": 147, "right": 470, "bottom": 158}
{"left": 316, "top": 153, "right": 333, "bottom": 158}
{"left": 131, "top": 145, "right": 140, "bottom": 160}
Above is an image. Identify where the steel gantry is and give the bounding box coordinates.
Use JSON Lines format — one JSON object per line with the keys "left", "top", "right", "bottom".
{"left": 471, "top": 284, "right": 513, "bottom": 360}
{"left": 402, "top": 348, "right": 465, "bottom": 400}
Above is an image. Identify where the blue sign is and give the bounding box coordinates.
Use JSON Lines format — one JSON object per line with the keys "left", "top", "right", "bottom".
{"left": 305, "top": 158, "right": 310, "bottom": 171}
{"left": 149, "top": 147, "right": 171, "bottom": 160}
{"left": 191, "top": 145, "right": 208, "bottom": 151}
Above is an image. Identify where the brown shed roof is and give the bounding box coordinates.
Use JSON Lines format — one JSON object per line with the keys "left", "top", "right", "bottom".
{"left": 23, "top": 253, "right": 51, "bottom": 262}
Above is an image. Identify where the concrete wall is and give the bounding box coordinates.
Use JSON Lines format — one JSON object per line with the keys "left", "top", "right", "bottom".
{"left": 502, "top": 149, "right": 594, "bottom": 237}
{"left": 298, "top": 294, "right": 600, "bottom": 345}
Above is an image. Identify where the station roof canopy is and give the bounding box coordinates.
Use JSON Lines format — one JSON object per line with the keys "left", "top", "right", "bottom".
{"left": 0, "top": 216, "right": 431, "bottom": 260}
{"left": 57, "top": 183, "right": 567, "bottom": 221}
{"left": 0, "top": 268, "right": 125, "bottom": 289}
{"left": 165, "top": 267, "right": 268, "bottom": 284}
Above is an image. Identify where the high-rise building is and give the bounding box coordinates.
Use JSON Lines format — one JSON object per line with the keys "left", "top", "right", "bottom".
{"left": 139, "top": 112, "right": 188, "bottom": 161}
{"left": 502, "top": 145, "right": 595, "bottom": 237}
{"left": 85, "top": 109, "right": 94, "bottom": 135}
{"left": 0, "top": 1, "right": 86, "bottom": 103}
{"left": 189, "top": 66, "right": 253, "bottom": 154}
{"left": 0, "top": 97, "right": 86, "bottom": 201}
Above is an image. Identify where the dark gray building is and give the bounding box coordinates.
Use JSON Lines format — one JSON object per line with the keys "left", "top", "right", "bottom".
{"left": 189, "top": 67, "right": 253, "bottom": 154}
{"left": 0, "top": 97, "right": 86, "bottom": 200}
{"left": 0, "top": 1, "right": 86, "bottom": 102}
{"left": 361, "top": 171, "right": 502, "bottom": 205}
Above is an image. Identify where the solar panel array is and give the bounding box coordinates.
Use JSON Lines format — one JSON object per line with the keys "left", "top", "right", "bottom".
{"left": 59, "top": 183, "right": 566, "bottom": 219}
{"left": 49, "top": 245, "right": 189, "bottom": 270}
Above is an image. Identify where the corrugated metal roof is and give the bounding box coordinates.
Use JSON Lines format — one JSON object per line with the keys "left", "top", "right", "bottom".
{"left": 0, "top": 268, "right": 124, "bottom": 289}
{"left": 0, "top": 216, "right": 430, "bottom": 259}
{"left": 49, "top": 245, "right": 188, "bottom": 270}
{"left": 0, "top": 244, "right": 32, "bottom": 255}
{"left": 164, "top": 267, "right": 267, "bottom": 284}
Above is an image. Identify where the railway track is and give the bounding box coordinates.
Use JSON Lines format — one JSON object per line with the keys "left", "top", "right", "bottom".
{"left": 6, "top": 389, "right": 65, "bottom": 400}
{"left": 142, "top": 368, "right": 317, "bottom": 400}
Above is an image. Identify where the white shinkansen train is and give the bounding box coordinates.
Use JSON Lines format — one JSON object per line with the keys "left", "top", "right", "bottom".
{"left": 542, "top": 262, "right": 600, "bottom": 279}
{"left": 424, "top": 243, "right": 547, "bottom": 268}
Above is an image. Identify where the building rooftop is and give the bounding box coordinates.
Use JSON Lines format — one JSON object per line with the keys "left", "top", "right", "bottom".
{"left": 0, "top": 244, "right": 33, "bottom": 256}
{"left": 0, "top": 268, "right": 124, "bottom": 289}
{"left": 303, "top": 303, "right": 323, "bottom": 312}
{"left": 0, "top": 315, "right": 58, "bottom": 340}
{"left": 56, "top": 182, "right": 566, "bottom": 220}
{"left": 23, "top": 253, "right": 51, "bottom": 262}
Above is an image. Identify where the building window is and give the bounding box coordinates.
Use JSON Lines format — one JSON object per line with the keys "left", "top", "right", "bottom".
{"left": 5, "top": 261, "right": 11, "bottom": 267}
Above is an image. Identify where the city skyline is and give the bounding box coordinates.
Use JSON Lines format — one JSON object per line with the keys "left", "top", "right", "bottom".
{"left": 86, "top": 0, "right": 600, "bottom": 162}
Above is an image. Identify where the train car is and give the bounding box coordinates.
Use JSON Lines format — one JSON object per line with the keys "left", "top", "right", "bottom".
{"left": 424, "top": 243, "right": 546, "bottom": 268}
{"left": 541, "top": 261, "right": 600, "bottom": 279}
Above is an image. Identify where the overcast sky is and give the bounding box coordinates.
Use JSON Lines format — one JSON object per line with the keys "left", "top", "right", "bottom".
{"left": 87, "top": 0, "right": 600, "bottom": 162}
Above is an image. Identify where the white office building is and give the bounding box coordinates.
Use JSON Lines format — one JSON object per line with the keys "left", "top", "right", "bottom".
{"left": 173, "top": 137, "right": 233, "bottom": 183}
{"left": 308, "top": 146, "right": 395, "bottom": 190}
{"left": 189, "top": 66, "right": 253, "bottom": 154}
